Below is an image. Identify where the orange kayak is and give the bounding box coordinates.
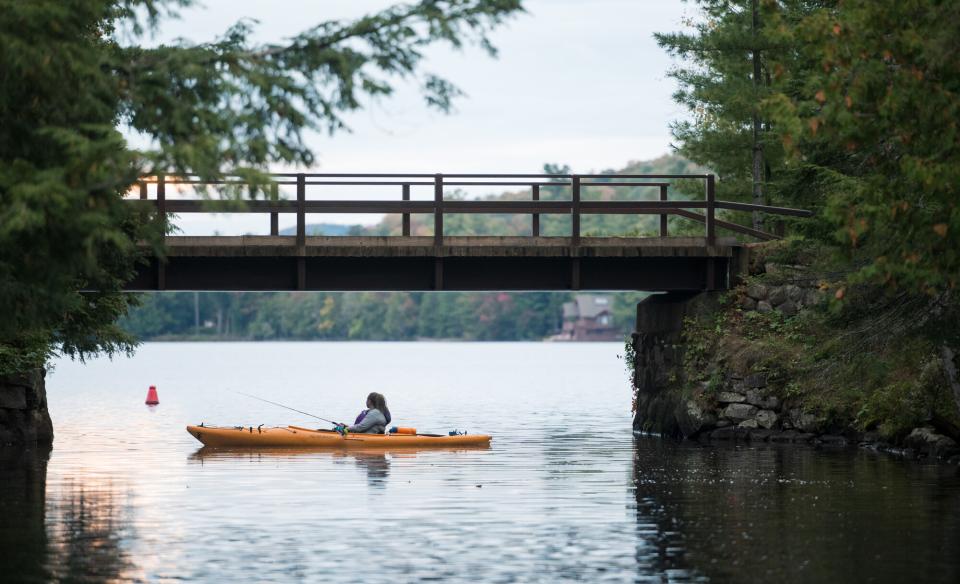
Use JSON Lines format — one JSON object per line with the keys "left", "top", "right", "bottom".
{"left": 186, "top": 425, "right": 492, "bottom": 449}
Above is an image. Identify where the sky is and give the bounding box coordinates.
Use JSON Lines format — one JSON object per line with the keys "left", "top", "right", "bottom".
{"left": 147, "top": 0, "right": 694, "bottom": 233}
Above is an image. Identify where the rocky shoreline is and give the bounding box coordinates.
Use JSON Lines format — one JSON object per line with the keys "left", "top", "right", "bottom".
{"left": 0, "top": 369, "right": 54, "bottom": 446}
{"left": 658, "top": 374, "right": 960, "bottom": 465}
{"left": 629, "top": 243, "right": 960, "bottom": 467}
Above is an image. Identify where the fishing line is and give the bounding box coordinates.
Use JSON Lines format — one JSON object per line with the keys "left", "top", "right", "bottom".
{"left": 232, "top": 390, "right": 342, "bottom": 426}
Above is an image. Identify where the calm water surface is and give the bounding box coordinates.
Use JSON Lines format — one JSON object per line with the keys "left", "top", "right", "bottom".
{"left": 1, "top": 342, "right": 958, "bottom": 583}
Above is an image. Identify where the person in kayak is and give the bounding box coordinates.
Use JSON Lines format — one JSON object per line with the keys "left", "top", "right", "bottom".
{"left": 346, "top": 392, "right": 392, "bottom": 434}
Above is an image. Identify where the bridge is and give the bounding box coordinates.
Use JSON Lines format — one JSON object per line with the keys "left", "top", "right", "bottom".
{"left": 125, "top": 173, "right": 811, "bottom": 292}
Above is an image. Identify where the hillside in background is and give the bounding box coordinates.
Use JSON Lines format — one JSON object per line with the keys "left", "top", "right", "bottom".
{"left": 290, "top": 154, "right": 707, "bottom": 238}
{"left": 122, "top": 155, "right": 699, "bottom": 342}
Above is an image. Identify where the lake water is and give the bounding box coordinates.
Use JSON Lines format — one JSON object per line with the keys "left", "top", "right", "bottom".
{"left": 2, "top": 342, "right": 959, "bottom": 582}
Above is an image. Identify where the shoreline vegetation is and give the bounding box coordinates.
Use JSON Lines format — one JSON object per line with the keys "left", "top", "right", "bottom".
{"left": 621, "top": 0, "right": 960, "bottom": 465}
{"left": 121, "top": 290, "right": 647, "bottom": 343}
{"left": 630, "top": 240, "right": 960, "bottom": 465}
{"left": 132, "top": 336, "right": 622, "bottom": 343}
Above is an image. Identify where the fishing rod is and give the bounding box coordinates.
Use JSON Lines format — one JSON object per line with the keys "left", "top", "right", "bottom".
{"left": 233, "top": 391, "right": 342, "bottom": 426}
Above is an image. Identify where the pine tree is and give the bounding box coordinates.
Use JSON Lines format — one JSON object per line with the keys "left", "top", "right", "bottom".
{"left": 656, "top": 0, "right": 823, "bottom": 229}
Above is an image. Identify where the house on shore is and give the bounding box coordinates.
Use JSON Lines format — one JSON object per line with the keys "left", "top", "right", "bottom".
{"left": 549, "top": 294, "right": 620, "bottom": 341}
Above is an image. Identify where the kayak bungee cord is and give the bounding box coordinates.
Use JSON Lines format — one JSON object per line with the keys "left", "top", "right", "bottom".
{"left": 232, "top": 391, "right": 343, "bottom": 427}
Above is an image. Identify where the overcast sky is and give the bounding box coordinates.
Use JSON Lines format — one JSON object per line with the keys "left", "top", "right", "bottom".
{"left": 150, "top": 0, "right": 694, "bottom": 232}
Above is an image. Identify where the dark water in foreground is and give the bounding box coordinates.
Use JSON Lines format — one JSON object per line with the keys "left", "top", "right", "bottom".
{"left": 1, "top": 343, "right": 959, "bottom": 582}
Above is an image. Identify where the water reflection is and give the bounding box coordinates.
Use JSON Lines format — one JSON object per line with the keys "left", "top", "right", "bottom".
{"left": 632, "top": 437, "right": 960, "bottom": 583}
{"left": 188, "top": 445, "right": 490, "bottom": 488}
{"left": 353, "top": 452, "right": 390, "bottom": 486}
{"left": 46, "top": 479, "right": 135, "bottom": 582}
{"left": 0, "top": 446, "right": 135, "bottom": 583}
{"left": 0, "top": 445, "right": 50, "bottom": 583}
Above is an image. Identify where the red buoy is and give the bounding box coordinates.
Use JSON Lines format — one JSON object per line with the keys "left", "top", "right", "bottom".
{"left": 145, "top": 385, "right": 159, "bottom": 405}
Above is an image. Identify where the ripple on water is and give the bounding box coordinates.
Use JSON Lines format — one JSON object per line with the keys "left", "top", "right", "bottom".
{"left": 0, "top": 343, "right": 957, "bottom": 582}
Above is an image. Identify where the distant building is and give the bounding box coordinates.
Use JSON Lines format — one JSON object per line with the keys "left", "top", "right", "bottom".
{"left": 550, "top": 294, "right": 620, "bottom": 341}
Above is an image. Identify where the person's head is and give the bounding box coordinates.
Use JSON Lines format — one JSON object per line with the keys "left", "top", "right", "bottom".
{"left": 366, "top": 392, "right": 387, "bottom": 412}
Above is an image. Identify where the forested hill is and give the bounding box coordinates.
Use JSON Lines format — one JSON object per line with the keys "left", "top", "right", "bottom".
{"left": 369, "top": 154, "right": 703, "bottom": 238}
{"left": 121, "top": 155, "right": 696, "bottom": 342}
{"left": 279, "top": 154, "right": 705, "bottom": 237}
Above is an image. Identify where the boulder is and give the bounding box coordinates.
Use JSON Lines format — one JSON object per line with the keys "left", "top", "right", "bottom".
{"left": 745, "top": 389, "right": 763, "bottom": 406}
{"left": 770, "top": 431, "right": 797, "bottom": 443}
{"left": 755, "top": 410, "right": 778, "bottom": 429}
{"left": 904, "top": 427, "right": 959, "bottom": 458}
{"left": 746, "top": 283, "right": 769, "bottom": 301}
{"left": 744, "top": 373, "right": 767, "bottom": 389}
{"left": 676, "top": 400, "right": 717, "bottom": 438}
{"left": 756, "top": 301, "right": 773, "bottom": 314}
{"left": 768, "top": 286, "right": 788, "bottom": 306}
{"left": 738, "top": 296, "right": 757, "bottom": 311}
{"left": 723, "top": 403, "right": 758, "bottom": 423}
{"left": 777, "top": 301, "right": 799, "bottom": 317}
{"left": 759, "top": 396, "right": 780, "bottom": 410}
{"left": 738, "top": 419, "right": 759, "bottom": 429}
{"left": 818, "top": 434, "right": 848, "bottom": 447}
{"left": 803, "top": 289, "right": 822, "bottom": 307}
{"left": 715, "top": 419, "right": 732, "bottom": 428}
{"left": 785, "top": 284, "right": 803, "bottom": 302}
{"left": 747, "top": 429, "right": 773, "bottom": 442}
{"left": 718, "top": 391, "right": 746, "bottom": 404}
{"left": 711, "top": 426, "right": 748, "bottom": 441}
{"left": 796, "top": 412, "right": 823, "bottom": 433}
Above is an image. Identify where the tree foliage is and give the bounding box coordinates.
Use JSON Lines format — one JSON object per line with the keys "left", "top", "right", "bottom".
{"left": 765, "top": 0, "right": 960, "bottom": 293}
{"left": 661, "top": 0, "right": 959, "bottom": 294}
{"left": 655, "top": 0, "right": 807, "bottom": 225}
{"left": 0, "top": 0, "right": 523, "bottom": 374}
{"left": 120, "top": 290, "right": 649, "bottom": 342}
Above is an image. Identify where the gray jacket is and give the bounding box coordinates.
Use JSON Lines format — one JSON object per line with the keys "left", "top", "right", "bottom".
{"left": 348, "top": 408, "right": 387, "bottom": 434}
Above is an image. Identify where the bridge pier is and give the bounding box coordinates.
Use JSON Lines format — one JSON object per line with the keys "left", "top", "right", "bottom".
{"left": 631, "top": 292, "right": 712, "bottom": 437}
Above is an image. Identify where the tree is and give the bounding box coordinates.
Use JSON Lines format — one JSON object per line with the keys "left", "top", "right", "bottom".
{"left": 656, "top": 1, "right": 823, "bottom": 230}
{"left": 765, "top": 0, "right": 960, "bottom": 294}
{"left": 0, "top": 0, "right": 524, "bottom": 375}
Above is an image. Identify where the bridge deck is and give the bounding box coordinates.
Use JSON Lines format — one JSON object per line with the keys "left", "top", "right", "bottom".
{"left": 122, "top": 171, "right": 809, "bottom": 292}
{"left": 128, "top": 236, "right": 743, "bottom": 292}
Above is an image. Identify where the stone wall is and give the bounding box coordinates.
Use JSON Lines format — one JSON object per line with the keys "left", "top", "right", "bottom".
{"left": 737, "top": 262, "right": 826, "bottom": 316}
{"left": 0, "top": 369, "right": 54, "bottom": 446}
{"left": 631, "top": 291, "right": 720, "bottom": 438}
{"left": 628, "top": 255, "right": 960, "bottom": 464}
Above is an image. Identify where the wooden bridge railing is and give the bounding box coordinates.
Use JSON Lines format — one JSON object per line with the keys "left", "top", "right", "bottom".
{"left": 132, "top": 173, "right": 812, "bottom": 245}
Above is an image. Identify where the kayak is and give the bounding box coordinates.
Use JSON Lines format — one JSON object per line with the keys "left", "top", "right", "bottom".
{"left": 186, "top": 424, "right": 492, "bottom": 449}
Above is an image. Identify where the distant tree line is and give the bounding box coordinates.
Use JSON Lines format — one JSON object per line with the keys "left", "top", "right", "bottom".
{"left": 120, "top": 291, "right": 646, "bottom": 341}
